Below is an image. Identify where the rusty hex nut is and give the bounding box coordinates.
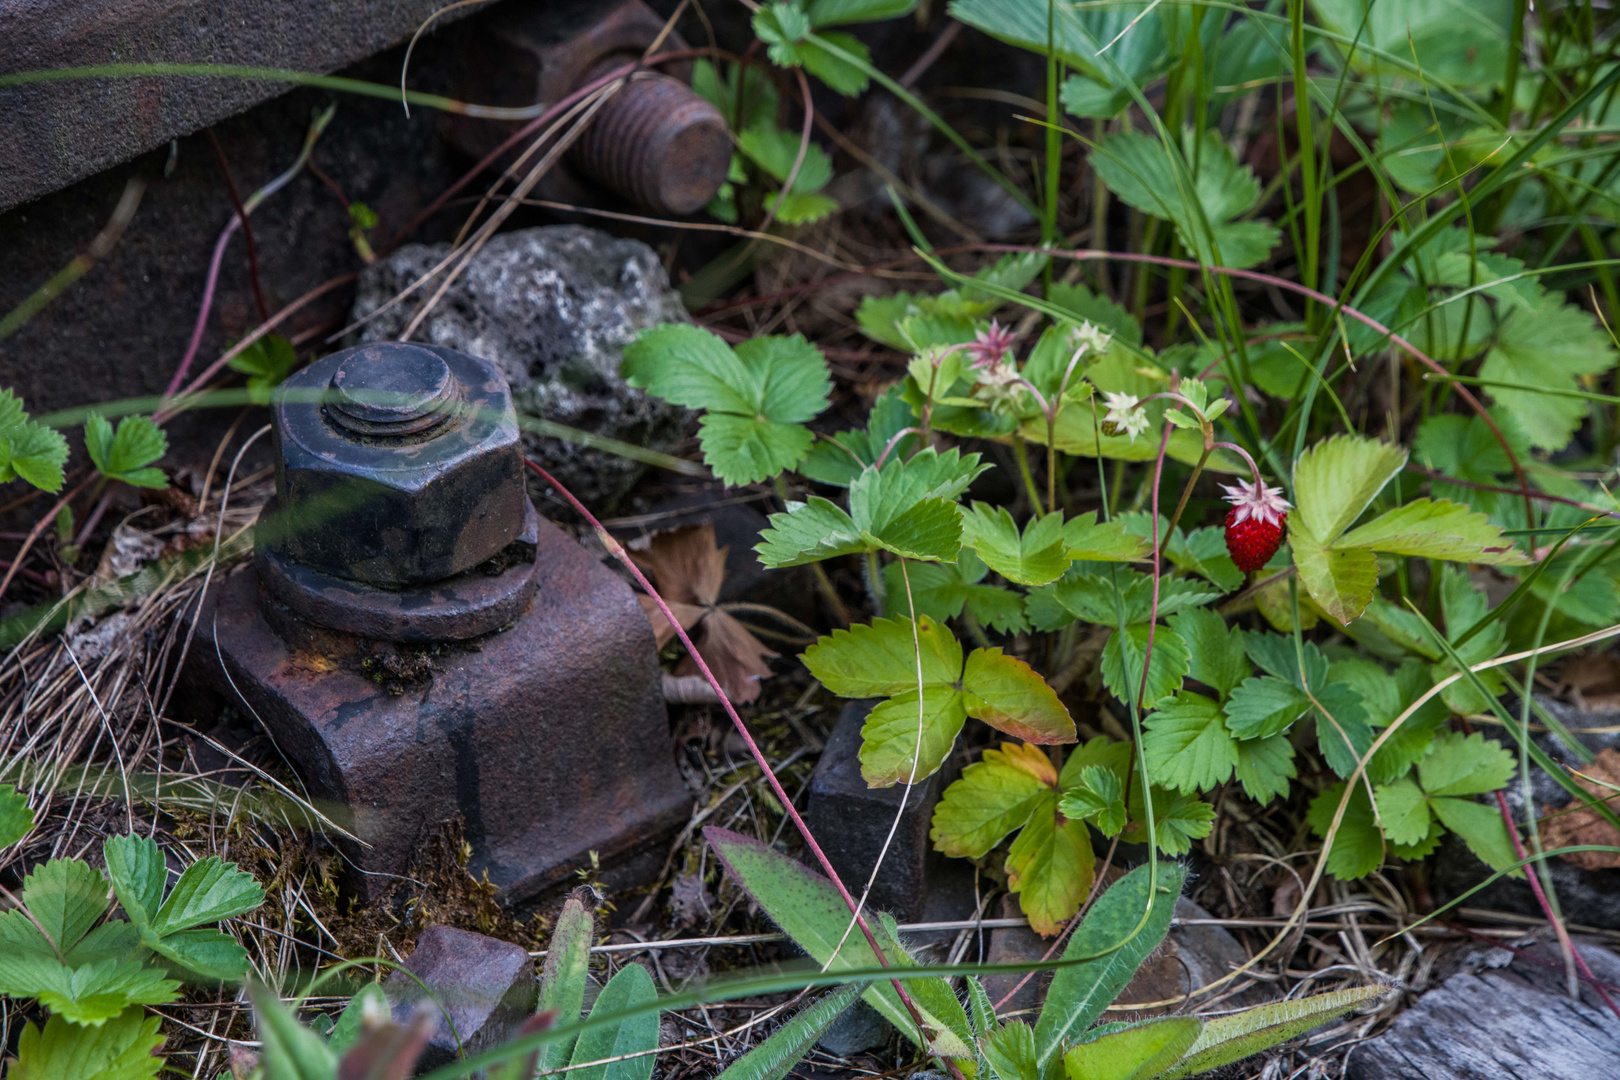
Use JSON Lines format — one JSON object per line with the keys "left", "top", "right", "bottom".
{"left": 268, "top": 343, "right": 527, "bottom": 588}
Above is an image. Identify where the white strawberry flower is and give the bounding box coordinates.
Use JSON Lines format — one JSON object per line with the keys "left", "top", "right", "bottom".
{"left": 1220, "top": 478, "right": 1291, "bottom": 528}
{"left": 1070, "top": 320, "right": 1113, "bottom": 356}
{"left": 1101, "top": 391, "right": 1150, "bottom": 442}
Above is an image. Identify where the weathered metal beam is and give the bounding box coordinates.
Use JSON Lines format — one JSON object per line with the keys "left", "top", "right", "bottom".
{"left": 0, "top": 0, "right": 489, "bottom": 211}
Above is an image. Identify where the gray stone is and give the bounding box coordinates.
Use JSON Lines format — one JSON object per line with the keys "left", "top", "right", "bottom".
{"left": 816, "top": 998, "right": 891, "bottom": 1058}
{"left": 1346, "top": 937, "right": 1620, "bottom": 1080}
{"left": 352, "top": 225, "right": 693, "bottom": 510}
{"left": 386, "top": 925, "right": 538, "bottom": 1070}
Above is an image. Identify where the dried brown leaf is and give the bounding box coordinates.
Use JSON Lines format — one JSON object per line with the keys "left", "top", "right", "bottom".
{"left": 1540, "top": 747, "right": 1620, "bottom": 870}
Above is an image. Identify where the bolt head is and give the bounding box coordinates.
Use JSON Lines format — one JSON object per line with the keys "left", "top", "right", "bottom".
{"left": 269, "top": 343, "right": 527, "bottom": 587}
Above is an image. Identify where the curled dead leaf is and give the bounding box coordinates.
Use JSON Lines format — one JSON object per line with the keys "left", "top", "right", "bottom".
{"left": 1539, "top": 747, "right": 1620, "bottom": 871}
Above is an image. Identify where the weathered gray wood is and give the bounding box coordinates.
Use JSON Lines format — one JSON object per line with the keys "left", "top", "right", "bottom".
{"left": 1347, "top": 940, "right": 1620, "bottom": 1079}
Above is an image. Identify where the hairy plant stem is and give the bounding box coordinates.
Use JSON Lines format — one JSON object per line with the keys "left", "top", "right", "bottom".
{"left": 864, "top": 550, "right": 887, "bottom": 617}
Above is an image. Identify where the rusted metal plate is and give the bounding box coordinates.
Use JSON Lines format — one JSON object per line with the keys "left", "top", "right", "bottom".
{"left": 0, "top": 0, "right": 489, "bottom": 211}
{"left": 194, "top": 513, "right": 691, "bottom": 904}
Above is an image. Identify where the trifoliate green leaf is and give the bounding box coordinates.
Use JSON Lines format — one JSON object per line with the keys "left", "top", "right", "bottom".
{"left": 1163, "top": 526, "right": 1245, "bottom": 593}
{"left": 1058, "top": 736, "right": 1133, "bottom": 791}
{"left": 1090, "top": 129, "right": 1279, "bottom": 269}
{"left": 623, "top": 325, "right": 831, "bottom": 485}
{"left": 0, "top": 389, "right": 69, "bottom": 493}
{"left": 0, "top": 781, "right": 34, "bottom": 848}
{"left": 962, "top": 505, "right": 1073, "bottom": 586}
{"left": 799, "top": 386, "right": 918, "bottom": 486}
{"left": 736, "top": 124, "right": 834, "bottom": 193}
{"left": 1480, "top": 298, "right": 1618, "bottom": 452}
{"left": 806, "top": 0, "right": 915, "bottom": 25}
{"left": 1313, "top": 682, "right": 1375, "bottom": 780}
{"left": 961, "top": 647, "right": 1076, "bottom": 744}
{"left": 1101, "top": 622, "right": 1190, "bottom": 712}
{"left": 753, "top": 1, "right": 813, "bottom": 67}
{"left": 102, "top": 834, "right": 166, "bottom": 936}
{"left": 1128, "top": 788, "right": 1215, "bottom": 856}
{"left": 1170, "top": 607, "right": 1249, "bottom": 700}
{"left": 83, "top": 414, "right": 168, "bottom": 489}
{"left": 802, "top": 615, "right": 963, "bottom": 697}
{"left": 1429, "top": 795, "right": 1520, "bottom": 874}
{"left": 883, "top": 551, "right": 1029, "bottom": 634}
{"left": 753, "top": 497, "right": 867, "bottom": 567}
{"left": 11, "top": 1008, "right": 164, "bottom": 1080}
{"left": 26, "top": 958, "right": 178, "bottom": 1025}
{"left": 1062, "top": 512, "right": 1153, "bottom": 562}
{"left": 1306, "top": 783, "right": 1384, "bottom": 880}
{"left": 1291, "top": 526, "right": 1380, "bottom": 626}
{"left": 1059, "top": 765, "right": 1128, "bottom": 837}
{"left": 858, "top": 686, "right": 968, "bottom": 787}
{"left": 1373, "top": 777, "right": 1433, "bottom": 847}
{"left": 932, "top": 743, "right": 1055, "bottom": 858}
{"left": 19, "top": 858, "right": 110, "bottom": 955}
{"left": 984, "top": 1019, "right": 1041, "bottom": 1080}
{"left": 1223, "top": 676, "right": 1311, "bottom": 740}
{"left": 1005, "top": 794, "right": 1095, "bottom": 935}
{"left": 1233, "top": 735, "right": 1296, "bottom": 803}
{"left": 1418, "top": 731, "right": 1516, "bottom": 797}
{"left": 1336, "top": 498, "right": 1526, "bottom": 565}
{"left": 796, "top": 31, "right": 870, "bottom": 95}
{"left": 1292, "top": 434, "right": 1407, "bottom": 544}
{"left": 1143, "top": 691, "right": 1238, "bottom": 793}
{"left": 148, "top": 928, "right": 251, "bottom": 982}
{"left": 228, "top": 333, "right": 298, "bottom": 405}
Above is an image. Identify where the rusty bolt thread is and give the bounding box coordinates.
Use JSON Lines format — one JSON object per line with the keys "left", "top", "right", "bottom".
{"left": 568, "top": 71, "right": 732, "bottom": 217}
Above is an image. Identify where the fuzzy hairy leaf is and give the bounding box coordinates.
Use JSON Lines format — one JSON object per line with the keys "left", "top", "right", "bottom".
{"left": 705, "top": 828, "right": 973, "bottom": 1059}
{"left": 538, "top": 891, "right": 594, "bottom": 1072}
{"left": 961, "top": 647, "right": 1076, "bottom": 744}
{"left": 11, "top": 1008, "right": 164, "bottom": 1080}
{"left": 1154, "top": 986, "right": 1385, "bottom": 1079}
{"left": 716, "top": 986, "right": 859, "bottom": 1080}
{"left": 1005, "top": 795, "right": 1095, "bottom": 935}
{"left": 933, "top": 743, "right": 1054, "bottom": 858}
{"left": 567, "top": 963, "right": 659, "bottom": 1080}
{"left": 1033, "top": 862, "right": 1187, "bottom": 1068}
{"left": 1064, "top": 1016, "right": 1201, "bottom": 1080}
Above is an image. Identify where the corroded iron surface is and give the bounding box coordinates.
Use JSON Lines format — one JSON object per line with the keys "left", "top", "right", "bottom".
{"left": 196, "top": 514, "right": 690, "bottom": 903}
{"left": 269, "top": 342, "right": 527, "bottom": 587}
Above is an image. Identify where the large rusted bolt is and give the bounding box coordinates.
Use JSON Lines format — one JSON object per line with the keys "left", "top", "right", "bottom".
{"left": 267, "top": 342, "right": 527, "bottom": 588}
{"left": 569, "top": 69, "right": 732, "bottom": 216}
{"left": 446, "top": 0, "right": 732, "bottom": 217}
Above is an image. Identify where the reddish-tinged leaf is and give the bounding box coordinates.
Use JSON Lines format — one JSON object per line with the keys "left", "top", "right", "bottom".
{"left": 961, "top": 648, "right": 1076, "bottom": 744}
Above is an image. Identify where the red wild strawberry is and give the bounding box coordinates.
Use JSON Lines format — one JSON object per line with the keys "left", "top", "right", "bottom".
{"left": 1221, "top": 477, "right": 1291, "bottom": 573}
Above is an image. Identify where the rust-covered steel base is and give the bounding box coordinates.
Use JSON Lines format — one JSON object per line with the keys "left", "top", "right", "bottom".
{"left": 194, "top": 514, "right": 690, "bottom": 904}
